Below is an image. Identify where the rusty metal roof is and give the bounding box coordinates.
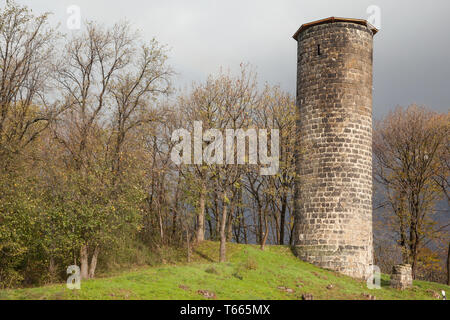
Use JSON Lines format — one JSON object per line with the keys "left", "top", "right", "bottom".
{"left": 292, "top": 17, "right": 378, "bottom": 40}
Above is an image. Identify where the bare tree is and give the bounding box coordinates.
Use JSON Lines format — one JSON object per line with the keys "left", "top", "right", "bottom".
{"left": 53, "top": 21, "right": 172, "bottom": 279}
{"left": 447, "top": 242, "right": 450, "bottom": 285}
{"left": 373, "top": 105, "right": 449, "bottom": 278}
{"left": 0, "top": 2, "right": 59, "bottom": 170}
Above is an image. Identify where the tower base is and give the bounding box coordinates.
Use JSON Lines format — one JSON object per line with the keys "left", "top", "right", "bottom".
{"left": 293, "top": 244, "right": 373, "bottom": 279}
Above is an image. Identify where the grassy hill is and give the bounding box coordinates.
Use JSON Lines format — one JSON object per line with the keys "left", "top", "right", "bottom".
{"left": 1, "top": 241, "right": 448, "bottom": 300}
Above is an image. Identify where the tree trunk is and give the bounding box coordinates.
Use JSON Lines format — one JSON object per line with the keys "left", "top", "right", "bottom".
{"left": 219, "top": 191, "right": 227, "bottom": 262}
{"left": 186, "top": 226, "right": 191, "bottom": 263}
{"left": 242, "top": 215, "right": 248, "bottom": 244}
{"left": 410, "top": 224, "right": 419, "bottom": 279}
{"left": 80, "top": 245, "right": 89, "bottom": 280}
{"left": 158, "top": 174, "right": 165, "bottom": 244}
{"left": 289, "top": 225, "right": 294, "bottom": 246}
{"left": 207, "top": 209, "right": 213, "bottom": 241}
{"left": 88, "top": 246, "right": 100, "bottom": 278}
{"left": 279, "top": 194, "right": 287, "bottom": 245}
{"left": 257, "top": 204, "right": 263, "bottom": 245}
{"left": 234, "top": 209, "right": 242, "bottom": 243}
{"left": 411, "top": 243, "right": 418, "bottom": 279}
{"left": 399, "top": 217, "right": 409, "bottom": 263}
{"left": 48, "top": 256, "right": 57, "bottom": 282}
{"left": 196, "top": 181, "right": 206, "bottom": 242}
{"left": 214, "top": 193, "right": 220, "bottom": 241}
{"left": 226, "top": 203, "right": 234, "bottom": 242}
{"left": 172, "top": 174, "right": 181, "bottom": 241}
{"left": 172, "top": 210, "right": 178, "bottom": 241}
{"left": 158, "top": 211, "right": 164, "bottom": 244}
{"left": 447, "top": 242, "right": 450, "bottom": 286}
{"left": 261, "top": 210, "right": 269, "bottom": 250}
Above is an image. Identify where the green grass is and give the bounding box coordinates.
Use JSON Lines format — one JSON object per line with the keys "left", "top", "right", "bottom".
{"left": 1, "top": 241, "right": 448, "bottom": 300}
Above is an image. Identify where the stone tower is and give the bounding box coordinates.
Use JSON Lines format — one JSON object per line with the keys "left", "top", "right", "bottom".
{"left": 292, "top": 17, "right": 378, "bottom": 279}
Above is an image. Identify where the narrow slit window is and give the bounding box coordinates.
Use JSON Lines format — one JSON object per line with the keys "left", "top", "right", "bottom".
{"left": 317, "top": 44, "right": 321, "bottom": 56}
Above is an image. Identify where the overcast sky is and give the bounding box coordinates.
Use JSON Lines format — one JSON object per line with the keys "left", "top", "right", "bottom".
{"left": 17, "top": 0, "right": 450, "bottom": 118}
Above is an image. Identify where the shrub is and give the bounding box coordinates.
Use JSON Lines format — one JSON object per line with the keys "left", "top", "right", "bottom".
{"left": 205, "top": 266, "right": 219, "bottom": 275}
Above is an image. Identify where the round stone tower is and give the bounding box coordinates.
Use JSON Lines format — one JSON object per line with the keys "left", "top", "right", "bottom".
{"left": 292, "top": 17, "right": 378, "bottom": 279}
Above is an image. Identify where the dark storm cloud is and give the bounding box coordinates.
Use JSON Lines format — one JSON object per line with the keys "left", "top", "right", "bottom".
{"left": 17, "top": 0, "right": 450, "bottom": 117}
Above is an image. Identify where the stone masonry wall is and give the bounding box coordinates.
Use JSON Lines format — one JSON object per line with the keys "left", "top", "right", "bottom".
{"left": 390, "top": 264, "right": 413, "bottom": 290}
{"left": 293, "top": 21, "right": 375, "bottom": 279}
